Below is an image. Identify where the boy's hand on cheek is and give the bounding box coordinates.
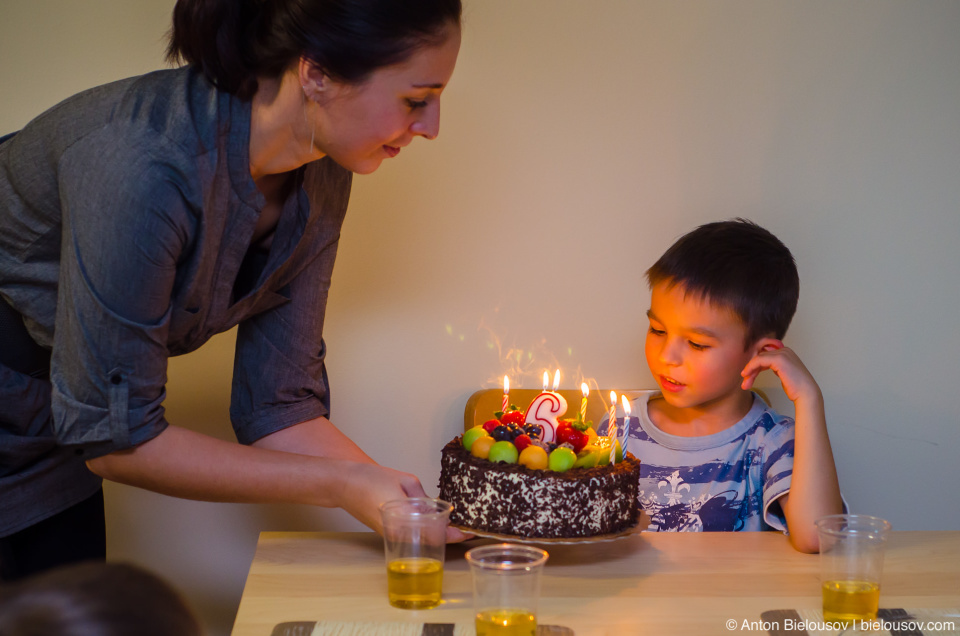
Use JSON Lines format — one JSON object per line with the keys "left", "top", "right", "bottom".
{"left": 740, "top": 343, "right": 823, "bottom": 406}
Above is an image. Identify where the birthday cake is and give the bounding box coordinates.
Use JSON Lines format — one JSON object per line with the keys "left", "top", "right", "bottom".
{"left": 438, "top": 391, "right": 641, "bottom": 539}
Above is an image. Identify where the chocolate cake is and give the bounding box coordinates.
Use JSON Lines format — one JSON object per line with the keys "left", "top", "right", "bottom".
{"left": 438, "top": 437, "right": 641, "bottom": 539}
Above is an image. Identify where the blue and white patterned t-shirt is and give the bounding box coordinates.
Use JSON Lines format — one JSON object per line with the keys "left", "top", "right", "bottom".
{"left": 600, "top": 391, "right": 794, "bottom": 533}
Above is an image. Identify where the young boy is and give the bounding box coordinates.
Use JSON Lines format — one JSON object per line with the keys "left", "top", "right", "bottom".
{"left": 608, "top": 219, "right": 842, "bottom": 552}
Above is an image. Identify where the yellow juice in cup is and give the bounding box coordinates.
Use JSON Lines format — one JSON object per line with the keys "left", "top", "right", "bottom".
{"left": 475, "top": 609, "right": 537, "bottom": 636}
{"left": 822, "top": 580, "right": 880, "bottom": 623}
{"left": 386, "top": 557, "right": 443, "bottom": 609}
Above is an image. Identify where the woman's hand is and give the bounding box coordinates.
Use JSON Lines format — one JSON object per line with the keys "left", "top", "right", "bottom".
{"left": 333, "top": 461, "right": 425, "bottom": 534}
{"left": 333, "top": 462, "right": 473, "bottom": 542}
{"left": 446, "top": 526, "right": 473, "bottom": 543}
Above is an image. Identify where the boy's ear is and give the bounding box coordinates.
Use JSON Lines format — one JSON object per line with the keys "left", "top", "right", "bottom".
{"left": 752, "top": 336, "right": 784, "bottom": 354}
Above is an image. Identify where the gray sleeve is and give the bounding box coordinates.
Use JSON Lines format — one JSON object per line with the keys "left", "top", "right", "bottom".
{"left": 229, "top": 160, "right": 350, "bottom": 444}
{"left": 50, "top": 135, "right": 195, "bottom": 458}
{"left": 229, "top": 250, "right": 337, "bottom": 444}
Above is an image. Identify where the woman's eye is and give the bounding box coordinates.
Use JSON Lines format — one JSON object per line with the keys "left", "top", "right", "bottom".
{"left": 406, "top": 99, "right": 428, "bottom": 110}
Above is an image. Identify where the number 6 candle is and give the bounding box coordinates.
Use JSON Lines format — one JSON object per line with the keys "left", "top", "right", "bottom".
{"left": 524, "top": 369, "right": 567, "bottom": 444}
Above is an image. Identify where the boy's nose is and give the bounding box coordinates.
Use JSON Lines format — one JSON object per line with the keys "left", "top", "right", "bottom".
{"left": 658, "top": 338, "right": 683, "bottom": 365}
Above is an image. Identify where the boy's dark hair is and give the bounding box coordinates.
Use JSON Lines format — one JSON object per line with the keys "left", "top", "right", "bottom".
{"left": 646, "top": 219, "right": 800, "bottom": 345}
{"left": 167, "top": 0, "right": 463, "bottom": 100}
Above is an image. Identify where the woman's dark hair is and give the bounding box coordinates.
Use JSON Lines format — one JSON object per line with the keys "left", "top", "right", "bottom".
{"left": 0, "top": 562, "right": 202, "bottom": 636}
{"left": 167, "top": 0, "right": 462, "bottom": 100}
{"left": 646, "top": 218, "right": 800, "bottom": 346}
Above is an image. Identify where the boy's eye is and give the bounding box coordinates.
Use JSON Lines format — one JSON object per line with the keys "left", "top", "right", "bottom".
{"left": 648, "top": 327, "right": 665, "bottom": 337}
{"left": 406, "top": 99, "right": 428, "bottom": 110}
{"left": 688, "top": 341, "right": 709, "bottom": 351}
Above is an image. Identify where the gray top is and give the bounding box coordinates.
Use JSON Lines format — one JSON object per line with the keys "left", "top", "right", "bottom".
{"left": 0, "top": 67, "right": 352, "bottom": 535}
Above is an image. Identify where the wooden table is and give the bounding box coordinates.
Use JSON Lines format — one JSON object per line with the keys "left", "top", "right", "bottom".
{"left": 232, "top": 531, "right": 960, "bottom": 635}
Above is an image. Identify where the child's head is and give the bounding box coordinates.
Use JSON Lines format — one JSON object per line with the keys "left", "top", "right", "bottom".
{"left": 646, "top": 219, "right": 799, "bottom": 347}
{"left": 0, "top": 562, "right": 202, "bottom": 636}
{"left": 643, "top": 220, "right": 800, "bottom": 415}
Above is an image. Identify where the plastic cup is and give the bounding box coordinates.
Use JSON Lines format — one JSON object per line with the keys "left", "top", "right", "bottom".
{"left": 465, "top": 543, "right": 549, "bottom": 636}
{"left": 380, "top": 497, "right": 452, "bottom": 610}
{"left": 816, "top": 514, "right": 891, "bottom": 625}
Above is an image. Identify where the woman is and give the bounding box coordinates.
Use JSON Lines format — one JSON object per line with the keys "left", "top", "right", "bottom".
{"left": 0, "top": 0, "right": 464, "bottom": 581}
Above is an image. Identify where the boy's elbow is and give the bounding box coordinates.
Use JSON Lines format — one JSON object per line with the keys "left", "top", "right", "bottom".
{"left": 788, "top": 532, "right": 820, "bottom": 554}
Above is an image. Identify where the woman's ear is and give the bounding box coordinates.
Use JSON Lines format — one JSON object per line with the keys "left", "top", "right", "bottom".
{"left": 298, "top": 57, "right": 327, "bottom": 102}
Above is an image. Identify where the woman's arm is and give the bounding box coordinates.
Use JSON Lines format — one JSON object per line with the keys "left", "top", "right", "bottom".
{"left": 250, "top": 414, "right": 377, "bottom": 463}
{"left": 85, "top": 423, "right": 425, "bottom": 534}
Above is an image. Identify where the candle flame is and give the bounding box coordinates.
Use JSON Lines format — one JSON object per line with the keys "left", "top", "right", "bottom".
{"left": 552, "top": 369, "right": 561, "bottom": 391}
{"left": 621, "top": 394, "right": 632, "bottom": 418}
{"left": 542, "top": 371, "right": 549, "bottom": 392}
{"left": 503, "top": 375, "right": 510, "bottom": 393}
{"left": 581, "top": 382, "right": 589, "bottom": 398}
{"left": 609, "top": 390, "right": 617, "bottom": 405}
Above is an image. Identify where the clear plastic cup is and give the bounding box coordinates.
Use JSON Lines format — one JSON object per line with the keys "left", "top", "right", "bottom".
{"left": 380, "top": 497, "right": 452, "bottom": 610}
{"left": 465, "top": 543, "right": 549, "bottom": 636}
{"left": 816, "top": 514, "right": 891, "bottom": 625}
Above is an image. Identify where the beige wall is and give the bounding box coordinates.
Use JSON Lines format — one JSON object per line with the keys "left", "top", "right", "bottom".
{"left": 3, "top": 1, "right": 959, "bottom": 634}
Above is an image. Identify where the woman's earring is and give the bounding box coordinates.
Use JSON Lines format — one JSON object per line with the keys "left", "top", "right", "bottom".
{"left": 302, "top": 85, "right": 316, "bottom": 153}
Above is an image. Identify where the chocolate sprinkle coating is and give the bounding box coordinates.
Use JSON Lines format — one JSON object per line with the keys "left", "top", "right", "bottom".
{"left": 438, "top": 437, "right": 640, "bottom": 538}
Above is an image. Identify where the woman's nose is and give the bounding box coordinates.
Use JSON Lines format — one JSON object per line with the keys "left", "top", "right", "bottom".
{"left": 411, "top": 103, "right": 440, "bottom": 140}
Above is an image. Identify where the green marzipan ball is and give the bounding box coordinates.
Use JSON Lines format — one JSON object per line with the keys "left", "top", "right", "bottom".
{"left": 462, "top": 425, "right": 487, "bottom": 451}
{"left": 488, "top": 440, "right": 519, "bottom": 464}
{"left": 548, "top": 447, "right": 577, "bottom": 472}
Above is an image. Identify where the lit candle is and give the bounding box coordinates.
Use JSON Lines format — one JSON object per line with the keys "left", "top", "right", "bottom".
{"left": 502, "top": 375, "right": 510, "bottom": 413}
{"left": 621, "top": 394, "right": 632, "bottom": 423}
{"left": 607, "top": 391, "right": 618, "bottom": 438}
{"left": 524, "top": 369, "right": 567, "bottom": 444}
{"left": 619, "top": 394, "right": 632, "bottom": 462}
{"left": 579, "top": 382, "right": 589, "bottom": 424}
{"left": 608, "top": 391, "right": 619, "bottom": 465}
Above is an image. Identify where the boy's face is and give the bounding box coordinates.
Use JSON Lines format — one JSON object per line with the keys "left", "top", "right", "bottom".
{"left": 645, "top": 281, "right": 758, "bottom": 414}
